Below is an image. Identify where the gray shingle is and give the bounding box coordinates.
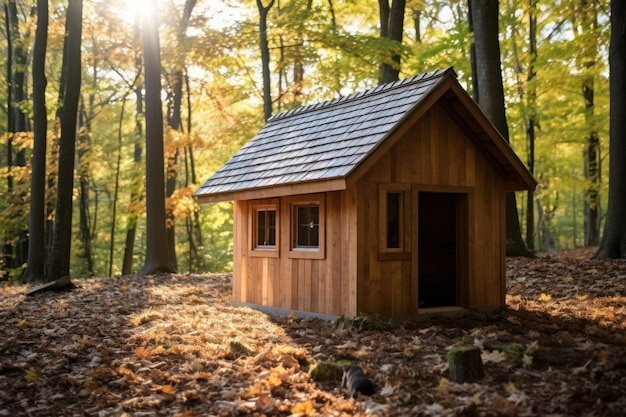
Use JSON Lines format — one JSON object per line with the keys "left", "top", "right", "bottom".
{"left": 196, "top": 68, "right": 456, "bottom": 198}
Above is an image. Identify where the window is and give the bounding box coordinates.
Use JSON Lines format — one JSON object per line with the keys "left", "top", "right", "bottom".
{"left": 378, "top": 184, "right": 410, "bottom": 259}
{"left": 386, "top": 192, "right": 402, "bottom": 249}
{"left": 250, "top": 200, "right": 279, "bottom": 257}
{"left": 256, "top": 208, "right": 276, "bottom": 247}
{"left": 286, "top": 194, "right": 325, "bottom": 259}
{"left": 294, "top": 205, "right": 319, "bottom": 248}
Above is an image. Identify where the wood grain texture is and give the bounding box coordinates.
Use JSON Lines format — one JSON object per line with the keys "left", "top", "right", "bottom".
{"left": 232, "top": 102, "right": 509, "bottom": 317}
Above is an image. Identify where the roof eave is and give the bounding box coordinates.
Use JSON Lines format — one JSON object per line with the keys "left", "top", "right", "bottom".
{"left": 194, "top": 177, "right": 348, "bottom": 203}
{"left": 440, "top": 82, "right": 538, "bottom": 192}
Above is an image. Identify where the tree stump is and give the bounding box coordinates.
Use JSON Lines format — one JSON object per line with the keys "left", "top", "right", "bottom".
{"left": 447, "top": 345, "right": 484, "bottom": 383}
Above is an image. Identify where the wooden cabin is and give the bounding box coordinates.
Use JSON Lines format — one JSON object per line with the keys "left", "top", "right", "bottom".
{"left": 195, "top": 68, "right": 536, "bottom": 318}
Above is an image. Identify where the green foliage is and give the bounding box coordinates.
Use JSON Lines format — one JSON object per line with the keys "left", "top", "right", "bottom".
{"left": 0, "top": 0, "right": 614, "bottom": 280}
{"left": 198, "top": 202, "right": 234, "bottom": 273}
{"left": 500, "top": 0, "right": 610, "bottom": 250}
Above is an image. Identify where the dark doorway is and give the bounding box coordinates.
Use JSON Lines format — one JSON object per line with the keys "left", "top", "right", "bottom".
{"left": 418, "top": 192, "right": 458, "bottom": 308}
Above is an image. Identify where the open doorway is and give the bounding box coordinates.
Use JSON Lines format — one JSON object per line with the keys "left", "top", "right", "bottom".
{"left": 418, "top": 192, "right": 461, "bottom": 308}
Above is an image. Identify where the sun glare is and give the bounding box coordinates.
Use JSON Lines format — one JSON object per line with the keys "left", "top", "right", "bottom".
{"left": 108, "top": 0, "right": 157, "bottom": 27}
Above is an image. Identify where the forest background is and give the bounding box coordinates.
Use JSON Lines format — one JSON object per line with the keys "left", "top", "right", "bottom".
{"left": 0, "top": 0, "right": 611, "bottom": 280}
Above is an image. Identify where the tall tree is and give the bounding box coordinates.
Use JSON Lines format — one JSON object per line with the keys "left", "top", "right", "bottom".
{"left": 525, "top": 0, "right": 537, "bottom": 252}
{"left": 469, "top": 0, "right": 531, "bottom": 256}
{"left": 257, "top": 0, "right": 274, "bottom": 121}
{"left": 596, "top": 0, "right": 626, "bottom": 258}
{"left": 122, "top": 18, "right": 144, "bottom": 276}
{"left": 46, "top": 0, "right": 83, "bottom": 281}
{"left": 378, "top": 0, "right": 406, "bottom": 83}
{"left": 140, "top": 0, "right": 176, "bottom": 275}
{"left": 22, "top": 0, "right": 48, "bottom": 283}
{"left": 77, "top": 99, "right": 94, "bottom": 276}
{"left": 4, "top": 0, "right": 30, "bottom": 270}
{"left": 579, "top": 0, "right": 601, "bottom": 246}
{"left": 47, "top": 0, "right": 83, "bottom": 282}
{"left": 165, "top": 0, "right": 197, "bottom": 271}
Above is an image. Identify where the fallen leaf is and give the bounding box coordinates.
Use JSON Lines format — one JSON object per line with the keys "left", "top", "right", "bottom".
{"left": 24, "top": 368, "right": 41, "bottom": 384}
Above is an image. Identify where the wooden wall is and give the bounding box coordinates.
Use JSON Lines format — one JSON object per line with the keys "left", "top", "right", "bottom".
{"left": 232, "top": 102, "right": 507, "bottom": 318}
{"left": 355, "top": 103, "right": 506, "bottom": 315}
{"left": 232, "top": 190, "right": 358, "bottom": 317}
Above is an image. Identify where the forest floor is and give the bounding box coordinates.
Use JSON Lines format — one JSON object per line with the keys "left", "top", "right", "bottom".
{"left": 1, "top": 247, "right": 625, "bottom": 417}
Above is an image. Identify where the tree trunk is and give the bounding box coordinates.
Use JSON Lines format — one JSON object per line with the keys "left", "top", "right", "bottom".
{"left": 379, "top": 0, "right": 406, "bottom": 84}
{"left": 164, "top": 0, "right": 197, "bottom": 271}
{"left": 78, "top": 100, "right": 94, "bottom": 276}
{"left": 110, "top": 92, "right": 131, "bottom": 277}
{"left": 5, "top": 0, "right": 30, "bottom": 271}
{"left": 584, "top": 129, "right": 601, "bottom": 246}
{"left": 412, "top": 7, "right": 422, "bottom": 43}
{"left": 122, "top": 20, "right": 144, "bottom": 276}
{"left": 469, "top": 0, "right": 531, "bottom": 257}
{"left": 165, "top": 72, "right": 182, "bottom": 270}
{"left": 257, "top": 0, "right": 275, "bottom": 121}
{"left": 140, "top": 0, "right": 176, "bottom": 275}
{"left": 23, "top": 0, "right": 48, "bottom": 283}
{"left": 580, "top": 0, "right": 601, "bottom": 247}
{"left": 184, "top": 70, "right": 204, "bottom": 272}
{"left": 536, "top": 198, "right": 555, "bottom": 251}
{"left": 525, "top": 0, "right": 537, "bottom": 253}
{"left": 526, "top": 0, "right": 537, "bottom": 252}
{"left": 47, "top": 0, "right": 83, "bottom": 282}
{"left": 596, "top": 0, "right": 626, "bottom": 258}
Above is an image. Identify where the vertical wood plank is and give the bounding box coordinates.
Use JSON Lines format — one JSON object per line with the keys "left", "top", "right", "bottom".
{"left": 389, "top": 261, "right": 402, "bottom": 315}
{"left": 280, "top": 197, "right": 292, "bottom": 309}
{"left": 411, "top": 185, "right": 420, "bottom": 314}
{"left": 303, "top": 259, "right": 312, "bottom": 312}
{"left": 347, "top": 187, "right": 358, "bottom": 316}
{"left": 466, "top": 142, "right": 475, "bottom": 187}
{"left": 378, "top": 259, "right": 390, "bottom": 315}
{"left": 421, "top": 113, "right": 432, "bottom": 183}
{"left": 326, "top": 191, "right": 341, "bottom": 315}
{"left": 401, "top": 259, "right": 412, "bottom": 315}
{"left": 466, "top": 190, "right": 476, "bottom": 309}
{"left": 261, "top": 257, "right": 268, "bottom": 305}
{"left": 429, "top": 112, "right": 439, "bottom": 184}
{"left": 271, "top": 256, "right": 279, "bottom": 307}
{"left": 310, "top": 260, "right": 319, "bottom": 312}
{"left": 291, "top": 260, "right": 298, "bottom": 310}
{"left": 438, "top": 107, "right": 450, "bottom": 185}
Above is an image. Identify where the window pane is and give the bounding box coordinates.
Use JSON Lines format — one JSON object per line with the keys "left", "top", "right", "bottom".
{"left": 256, "top": 209, "right": 276, "bottom": 247}
{"left": 267, "top": 210, "right": 276, "bottom": 245}
{"left": 257, "top": 210, "right": 266, "bottom": 246}
{"left": 387, "top": 192, "right": 401, "bottom": 249}
{"left": 296, "top": 205, "right": 319, "bottom": 247}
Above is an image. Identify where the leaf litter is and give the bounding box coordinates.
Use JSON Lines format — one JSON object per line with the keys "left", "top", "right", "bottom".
{"left": 0, "top": 247, "right": 625, "bottom": 416}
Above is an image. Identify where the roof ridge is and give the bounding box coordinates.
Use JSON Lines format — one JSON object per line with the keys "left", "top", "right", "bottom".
{"left": 267, "top": 67, "right": 455, "bottom": 123}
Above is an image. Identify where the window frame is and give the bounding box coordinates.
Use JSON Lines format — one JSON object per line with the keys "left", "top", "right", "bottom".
{"left": 250, "top": 199, "right": 279, "bottom": 258}
{"left": 285, "top": 194, "right": 326, "bottom": 260}
{"left": 378, "top": 183, "right": 411, "bottom": 260}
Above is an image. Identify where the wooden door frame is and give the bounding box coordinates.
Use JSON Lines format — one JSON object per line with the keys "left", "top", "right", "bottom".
{"left": 411, "top": 185, "right": 471, "bottom": 313}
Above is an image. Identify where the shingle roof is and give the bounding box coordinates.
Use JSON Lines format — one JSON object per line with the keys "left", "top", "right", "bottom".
{"left": 195, "top": 68, "right": 535, "bottom": 202}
